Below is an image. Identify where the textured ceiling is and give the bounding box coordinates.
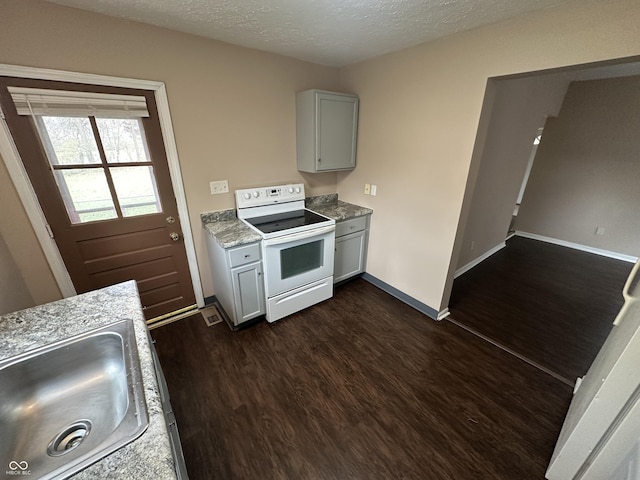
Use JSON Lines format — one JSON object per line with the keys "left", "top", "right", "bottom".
{"left": 45, "top": 0, "right": 569, "bottom": 66}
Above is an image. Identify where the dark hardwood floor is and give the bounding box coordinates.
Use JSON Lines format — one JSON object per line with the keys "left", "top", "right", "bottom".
{"left": 152, "top": 278, "right": 573, "bottom": 480}
{"left": 449, "top": 236, "right": 633, "bottom": 384}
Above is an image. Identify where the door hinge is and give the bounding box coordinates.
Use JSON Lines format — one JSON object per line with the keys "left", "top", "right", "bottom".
{"left": 45, "top": 224, "right": 54, "bottom": 238}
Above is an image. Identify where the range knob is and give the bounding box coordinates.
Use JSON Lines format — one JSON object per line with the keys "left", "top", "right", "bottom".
{"left": 252, "top": 191, "right": 259, "bottom": 198}
{"left": 295, "top": 187, "right": 301, "bottom": 194}
{"left": 288, "top": 187, "right": 294, "bottom": 194}
{"left": 243, "top": 192, "right": 251, "bottom": 200}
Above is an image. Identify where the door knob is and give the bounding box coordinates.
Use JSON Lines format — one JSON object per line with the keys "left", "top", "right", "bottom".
{"left": 169, "top": 232, "right": 180, "bottom": 241}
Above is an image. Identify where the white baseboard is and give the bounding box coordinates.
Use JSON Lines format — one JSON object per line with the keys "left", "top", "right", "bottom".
{"left": 515, "top": 231, "right": 638, "bottom": 263}
{"left": 437, "top": 308, "right": 451, "bottom": 320}
{"left": 455, "top": 242, "right": 507, "bottom": 278}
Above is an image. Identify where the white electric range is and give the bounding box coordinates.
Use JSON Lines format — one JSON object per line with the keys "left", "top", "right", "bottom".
{"left": 236, "top": 183, "right": 335, "bottom": 322}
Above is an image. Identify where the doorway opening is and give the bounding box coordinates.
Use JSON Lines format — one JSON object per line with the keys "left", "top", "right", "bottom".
{"left": 508, "top": 126, "right": 543, "bottom": 235}
{"left": 448, "top": 57, "right": 640, "bottom": 383}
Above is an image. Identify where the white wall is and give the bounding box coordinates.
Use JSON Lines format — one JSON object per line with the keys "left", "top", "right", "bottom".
{"left": 0, "top": 0, "right": 340, "bottom": 300}
{"left": 0, "top": 152, "right": 61, "bottom": 308}
{"left": 0, "top": 231, "right": 34, "bottom": 314}
{"left": 516, "top": 76, "right": 640, "bottom": 258}
{"left": 338, "top": 0, "right": 640, "bottom": 312}
{"left": 455, "top": 74, "right": 569, "bottom": 270}
{"left": 1, "top": 0, "right": 640, "bottom": 313}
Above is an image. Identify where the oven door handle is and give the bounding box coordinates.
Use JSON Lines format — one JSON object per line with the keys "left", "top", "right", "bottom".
{"left": 262, "top": 225, "right": 335, "bottom": 246}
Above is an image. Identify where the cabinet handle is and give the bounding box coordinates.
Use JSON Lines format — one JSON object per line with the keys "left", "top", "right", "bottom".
{"left": 244, "top": 254, "right": 251, "bottom": 258}
{"left": 318, "top": 158, "right": 321, "bottom": 163}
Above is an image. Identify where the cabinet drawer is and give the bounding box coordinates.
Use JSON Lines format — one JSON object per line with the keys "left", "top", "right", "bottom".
{"left": 228, "top": 243, "right": 261, "bottom": 268}
{"left": 335, "top": 216, "right": 367, "bottom": 237}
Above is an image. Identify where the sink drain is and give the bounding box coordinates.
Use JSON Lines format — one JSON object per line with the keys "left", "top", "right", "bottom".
{"left": 47, "top": 421, "right": 92, "bottom": 456}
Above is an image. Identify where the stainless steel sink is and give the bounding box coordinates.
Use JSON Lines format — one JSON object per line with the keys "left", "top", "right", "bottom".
{"left": 0, "top": 319, "right": 149, "bottom": 480}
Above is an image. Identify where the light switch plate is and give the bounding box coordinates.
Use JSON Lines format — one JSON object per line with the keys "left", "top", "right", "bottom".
{"left": 371, "top": 184, "right": 377, "bottom": 196}
{"left": 210, "top": 180, "right": 229, "bottom": 195}
{"left": 364, "top": 183, "right": 371, "bottom": 195}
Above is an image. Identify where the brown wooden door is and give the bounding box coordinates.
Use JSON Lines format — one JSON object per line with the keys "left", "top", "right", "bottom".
{"left": 0, "top": 77, "right": 196, "bottom": 321}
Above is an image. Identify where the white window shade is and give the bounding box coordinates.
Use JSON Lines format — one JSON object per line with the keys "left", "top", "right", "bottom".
{"left": 7, "top": 87, "right": 149, "bottom": 118}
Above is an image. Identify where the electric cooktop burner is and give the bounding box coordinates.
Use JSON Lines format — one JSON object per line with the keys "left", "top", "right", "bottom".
{"left": 244, "top": 209, "right": 328, "bottom": 234}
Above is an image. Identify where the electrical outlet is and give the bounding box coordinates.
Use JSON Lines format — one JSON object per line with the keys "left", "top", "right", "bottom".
{"left": 364, "top": 183, "right": 371, "bottom": 195}
{"left": 595, "top": 227, "right": 605, "bottom": 236}
{"left": 210, "top": 180, "right": 229, "bottom": 195}
{"left": 371, "top": 184, "right": 377, "bottom": 196}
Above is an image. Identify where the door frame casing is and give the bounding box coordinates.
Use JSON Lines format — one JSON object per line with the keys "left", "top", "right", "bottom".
{"left": 0, "top": 63, "right": 205, "bottom": 308}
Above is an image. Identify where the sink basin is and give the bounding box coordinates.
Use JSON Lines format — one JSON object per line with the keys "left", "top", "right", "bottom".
{"left": 0, "top": 319, "right": 149, "bottom": 480}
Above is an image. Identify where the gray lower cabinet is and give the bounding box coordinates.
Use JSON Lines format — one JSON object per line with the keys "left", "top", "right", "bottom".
{"left": 206, "top": 236, "right": 265, "bottom": 327}
{"left": 148, "top": 334, "right": 189, "bottom": 479}
{"left": 230, "top": 261, "right": 264, "bottom": 323}
{"left": 334, "top": 215, "right": 370, "bottom": 283}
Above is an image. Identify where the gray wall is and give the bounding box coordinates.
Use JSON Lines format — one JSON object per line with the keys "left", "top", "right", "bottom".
{"left": 516, "top": 76, "right": 640, "bottom": 257}
{"left": 456, "top": 74, "right": 569, "bottom": 269}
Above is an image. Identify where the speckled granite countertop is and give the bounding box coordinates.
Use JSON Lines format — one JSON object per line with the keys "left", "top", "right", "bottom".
{"left": 201, "top": 209, "right": 261, "bottom": 248}
{"left": 0, "top": 281, "right": 177, "bottom": 480}
{"left": 201, "top": 195, "right": 372, "bottom": 248}
{"left": 306, "top": 194, "right": 373, "bottom": 222}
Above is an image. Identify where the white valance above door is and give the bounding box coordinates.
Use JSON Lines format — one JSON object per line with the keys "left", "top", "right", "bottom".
{"left": 7, "top": 86, "right": 149, "bottom": 118}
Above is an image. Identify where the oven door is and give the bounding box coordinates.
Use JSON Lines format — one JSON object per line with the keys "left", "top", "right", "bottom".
{"left": 262, "top": 225, "right": 335, "bottom": 297}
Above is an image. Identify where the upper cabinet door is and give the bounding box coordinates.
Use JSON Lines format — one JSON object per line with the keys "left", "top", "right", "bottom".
{"left": 296, "top": 89, "right": 359, "bottom": 173}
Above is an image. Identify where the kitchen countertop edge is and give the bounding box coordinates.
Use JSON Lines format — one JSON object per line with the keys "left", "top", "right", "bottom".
{"left": 0, "top": 281, "right": 177, "bottom": 480}
{"left": 201, "top": 197, "right": 372, "bottom": 248}
{"left": 305, "top": 195, "right": 373, "bottom": 222}
{"left": 201, "top": 209, "right": 261, "bottom": 248}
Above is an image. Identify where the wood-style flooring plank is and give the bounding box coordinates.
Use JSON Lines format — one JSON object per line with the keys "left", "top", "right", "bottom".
{"left": 152, "top": 278, "right": 573, "bottom": 480}
{"left": 449, "top": 236, "right": 632, "bottom": 383}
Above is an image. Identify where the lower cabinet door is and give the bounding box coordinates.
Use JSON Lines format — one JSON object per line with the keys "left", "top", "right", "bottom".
{"left": 231, "top": 261, "right": 265, "bottom": 323}
{"left": 334, "top": 230, "right": 366, "bottom": 283}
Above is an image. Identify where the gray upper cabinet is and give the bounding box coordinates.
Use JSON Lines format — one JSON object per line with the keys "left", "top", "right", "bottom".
{"left": 296, "top": 89, "right": 359, "bottom": 172}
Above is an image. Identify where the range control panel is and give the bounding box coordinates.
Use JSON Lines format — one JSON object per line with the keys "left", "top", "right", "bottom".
{"left": 235, "top": 183, "right": 305, "bottom": 209}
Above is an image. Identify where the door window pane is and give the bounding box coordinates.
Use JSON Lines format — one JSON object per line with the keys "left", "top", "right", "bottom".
{"left": 280, "top": 240, "right": 323, "bottom": 279}
{"left": 54, "top": 169, "right": 117, "bottom": 223}
{"left": 38, "top": 115, "right": 163, "bottom": 224}
{"left": 96, "top": 118, "right": 150, "bottom": 163}
{"left": 41, "top": 116, "right": 101, "bottom": 165}
{"left": 110, "top": 166, "right": 162, "bottom": 217}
